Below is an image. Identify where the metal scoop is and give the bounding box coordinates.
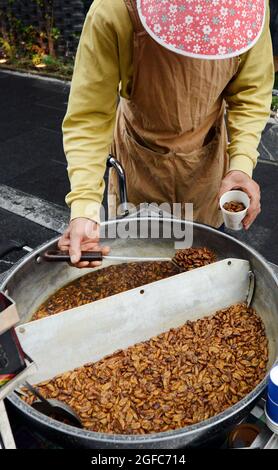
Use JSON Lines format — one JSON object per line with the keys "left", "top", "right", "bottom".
{"left": 41, "top": 248, "right": 216, "bottom": 272}
{"left": 24, "top": 381, "right": 83, "bottom": 428}
{"left": 42, "top": 250, "right": 172, "bottom": 263}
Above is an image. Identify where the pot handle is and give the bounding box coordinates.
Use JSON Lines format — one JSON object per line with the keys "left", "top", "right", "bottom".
{"left": 107, "top": 155, "right": 129, "bottom": 217}
{"left": 0, "top": 239, "right": 26, "bottom": 258}
{"left": 42, "top": 250, "right": 103, "bottom": 262}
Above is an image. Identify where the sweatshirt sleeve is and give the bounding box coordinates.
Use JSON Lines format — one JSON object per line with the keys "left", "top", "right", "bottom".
{"left": 224, "top": 4, "right": 274, "bottom": 177}
{"left": 62, "top": 0, "right": 120, "bottom": 223}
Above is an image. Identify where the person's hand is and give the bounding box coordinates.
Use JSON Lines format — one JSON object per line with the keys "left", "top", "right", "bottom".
{"left": 58, "top": 218, "right": 110, "bottom": 268}
{"left": 219, "top": 170, "right": 261, "bottom": 230}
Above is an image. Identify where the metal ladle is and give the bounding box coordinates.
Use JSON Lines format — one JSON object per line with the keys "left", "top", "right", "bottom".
{"left": 24, "top": 382, "right": 83, "bottom": 428}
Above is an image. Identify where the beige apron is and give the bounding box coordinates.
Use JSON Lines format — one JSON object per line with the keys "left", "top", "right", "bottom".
{"left": 109, "top": 0, "right": 240, "bottom": 227}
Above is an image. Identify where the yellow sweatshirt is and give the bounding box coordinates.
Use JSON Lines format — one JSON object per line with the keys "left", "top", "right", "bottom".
{"left": 63, "top": 0, "right": 274, "bottom": 223}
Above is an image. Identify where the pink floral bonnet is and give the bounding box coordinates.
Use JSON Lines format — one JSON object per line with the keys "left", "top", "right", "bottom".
{"left": 137, "top": 0, "right": 266, "bottom": 59}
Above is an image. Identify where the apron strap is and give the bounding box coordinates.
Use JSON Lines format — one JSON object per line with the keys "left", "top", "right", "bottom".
{"left": 123, "top": 0, "right": 144, "bottom": 33}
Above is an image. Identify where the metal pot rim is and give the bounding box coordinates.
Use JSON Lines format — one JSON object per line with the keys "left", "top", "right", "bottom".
{"left": 2, "top": 217, "right": 278, "bottom": 289}
{"left": 8, "top": 377, "right": 266, "bottom": 443}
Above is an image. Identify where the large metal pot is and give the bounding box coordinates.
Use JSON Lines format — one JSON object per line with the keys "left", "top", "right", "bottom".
{"left": 1, "top": 213, "right": 278, "bottom": 448}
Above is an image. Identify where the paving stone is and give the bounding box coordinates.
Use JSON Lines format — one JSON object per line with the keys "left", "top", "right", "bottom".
{"left": 259, "top": 121, "right": 278, "bottom": 162}
{"left": 226, "top": 224, "right": 278, "bottom": 265}
{"left": 254, "top": 162, "right": 278, "bottom": 230}
{"left": 0, "top": 207, "right": 58, "bottom": 266}
{"left": 0, "top": 185, "right": 70, "bottom": 233}
{"left": 5, "top": 160, "right": 70, "bottom": 207}
{"left": 0, "top": 128, "right": 66, "bottom": 183}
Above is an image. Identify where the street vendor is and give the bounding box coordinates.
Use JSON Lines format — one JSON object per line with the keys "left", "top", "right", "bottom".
{"left": 60, "top": 0, "right": 274, "bottom": 268}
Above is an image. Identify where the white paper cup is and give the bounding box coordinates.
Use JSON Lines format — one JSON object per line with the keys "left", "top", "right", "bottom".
{"left": 220, "top": 190, "right": 250, "bottom": 231}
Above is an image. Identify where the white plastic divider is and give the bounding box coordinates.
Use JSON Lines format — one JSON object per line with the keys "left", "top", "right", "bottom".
{"left": 16, "top": 259, "right": 251, "bottom": 384}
